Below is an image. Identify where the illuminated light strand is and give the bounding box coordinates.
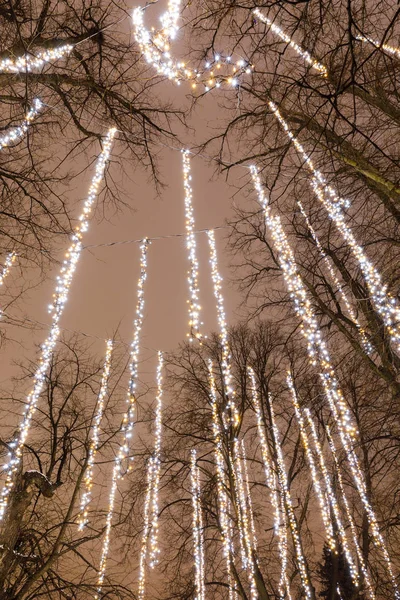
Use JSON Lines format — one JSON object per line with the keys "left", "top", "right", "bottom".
{"left": 297, "top": 200, "right": 373, "bottom": 356}
{"left": 0, "top": 99, "right": 42, "bottom": 150}
{"left": 191, "top": 449, "right": 206, "bottom": 600}
{"left": 288, "top": 376, "right": 336, "bottom": 553}
{"left": 149, "top": 351, "right": 164, "bottom": 568}
{"left": 232, "top": 439, "right": 258, "bottom": 600}
{"left": 248, "top": 367, "right": 292, "bottom": 600}
{"left": 132, "top": 4, "right": 253, "bottom": 92}
{"left": 207, "top": 230, "right": 239, "bottom": 427}
{"left": 0, "top": 44, "right": 73, "bottom": 73}
{"left": 208, "top": 362, "right": 236, "bottom": 600}
{"left": 253, "top": 8, "right": 328, "bottom": 77}
{"left": 96, "top": 240, "right": 150, "bottom": 599}
{"left": 138, "top": 457, "right": 156, "bottom": 600}
{"left": 0, "top": 129, "right": 116, "bottom": 522}
{"left": 182, "top": 150, "right": 203, "bottom": 341}
{"left": 78, "top": 339, "right": 113, "bottom": 530}
{"left": 270, "top": 102, "right": 400, "bottom": 354}
{"left": 325, "top": 426, "right": 377, "bottom": 600}
{"left": 270, "top": 400, "right": 314, "bottom": 600}
{"left": 160, "top": 0, "right": 181, "bottom": 40}
{"left": 0, "top": 252, "right": 16, "bottom": 289}
{"left": 240, "top": 440, "right": 258, "bottom": 554}
{"left": 251, "top": 167, "right": 399, "bottom": 597}
{"left": 355, "top": 35, "right": 400, "bottom": 60}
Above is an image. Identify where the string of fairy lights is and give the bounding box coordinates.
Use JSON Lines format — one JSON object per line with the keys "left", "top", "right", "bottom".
{"left": 0, "top": 253, "right": 16, "bottom": 290}
{"left": 0, "top": 99, "right": 42, "bottom": 150}
{"left": 190, "top": 449, "right": 206, "bottom": 600}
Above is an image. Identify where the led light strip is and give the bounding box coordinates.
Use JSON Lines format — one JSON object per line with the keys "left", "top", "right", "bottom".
{"left": 297, "top": 200, "right": 373, "bottom": 355}
{"left": 78, "top": 339, "right": 113, "bottom": 530}
{"left": 250, "top": 167, "right": 398, "bottom": 598}
{"left": 253, "top": 9, "right": 328, "bottom": 77}
{"left": 248, "top": 368, "right": 292, "bottom": 600}
{"left": 207, "top": 230, "right": 239, "bottom": 427}
{"left": 0, "top": 44, "right": 73, "bottom": 73}
{"left": 182, "top": 150, "right": 203, "bottom": 341}
{"left": 191, "top": 449, "right": 206, "bottom": 600}
{"left": 0, "top": 99, "right": 42, "bottom": 150}
{"left": 355, "top": 35, "right": 400, "bottom": 60}
{"left": 232, "top": 439, "right": 258, "bottom": 600}
{"left": 270, "top": 400, "right": 314, "bottom": 600}
{"left": 208, "top": 361, "right": 236, "bottom": 600}
{"left": 0, "top": 129, "right": 116, "bottom": 522}
{"left": 96, "top": 239, "right": 150, "bottom": 599}
{"left": 149, "top": 351, "right": 164, "bottom": 568}
{"left": 138, "top": 456, "right": 156, "bottom": 600}
{"left": 0, "top": 252, "right": 16, "bottom": 288}
{"left": 270, "top": 102, "right": 400, "bottom": 354}
{"left": 325, "top": 426, "right": 377, "bottom": 600}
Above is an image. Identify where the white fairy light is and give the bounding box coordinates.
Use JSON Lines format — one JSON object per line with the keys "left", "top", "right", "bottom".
{"left": 270, "top": 400, "right": 314, "bottom": 600}
{"left": 325, "top": 426, "right": 377, "bottom": 600}
{"left": 0, "top": 99, "right": 42, "bottom": 150}
{"left": 240, "top": 440, "right": 258, "bottom": 554}
{"left": 297, "top": 200, "right": 373, "bottom": 355}
{"left": 0, "top": 252, "right": 16, "bottom": 288}
{"left": 191, "top": 449, "right": 206, "bottom": 600}
{"left": 207, "top": 230, "right": 239, "bottom": 427}
{"left": 270, "top": 102, "right": 400, "bottom": 354}
{"left": 149, "top": 351, "right": 164, "bottom": 568}
{"left": 182, "top": 150, "right": 203, "bottom": 341}
{"left": 0, "top": 45, "right": 73, "bottom": 73}
{"left": 253, "top": 8, "right": 328, "bottom": 77}
{"left": 78, "top": 339, "right": 113, "bottom": 530}
{"left": 160, "top": 0, "right": 181, "bottom": 40}
{"left": 96, "top": 240, "right": 150, "bottom": 599}
{"left": 138, "top": 456, "right": 156, "bottom": 600}
{"left": 0, "top": 128, "right": 116, "bottom": 522}
{"left": 232, "top": 439, "right": 258, "bottom": 600}
{"left": 251, "top": 166, "right": 399, "bottom": 597}
{"left": 355, "top": 35, "right": 400, "bottom": 60}
{"left": 248, "top": 367, "right": 292, "bottom": 600}
{"left": 208, "top": 361, "right": 236, "bottom": 600}
{"left": 288, "top": 376, "right": 337, "bottom": 554}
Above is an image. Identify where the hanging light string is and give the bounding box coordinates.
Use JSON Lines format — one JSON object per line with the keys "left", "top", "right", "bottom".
{"left": 270, "top": 102, "right": 400, "bottom": 354}
{"left": 0, "top": 252, "right": 16, "bottom": 288}
{"left": 191, "top": 449, "right": 206, "bottom": 600}
{"left": 289, "top": 376, "right": 361, "bottom": 593}
{"left": 138, "top": 456, "right": 156, "bottom": 600}
{"left": 253, "top": 9, "right": 328, "bottom": 77}
{"left": 269, "top": 399, "right": 314, "bottom": 600}
{"left": 149, "top": 351, "right": 164, "bottom": 568}
{"left": 240, "top": 440, "right": 258, "bottom": 554}
{"left": 325, "top": 425, "right": 377, "bottom": 600}
{"left": 287, "top": 376, "right": 337, "bottom": 554}
{"left": 232, "top": 439, "right": 258, "bottom": 600}
{"left": 78, "top": 339, "right": 114, "bottom": 530}
{"left": 355, "top": 35, "right": 400, "bottom": 60}
{"left": 96, "top": 239, "right": 150, "bottom": 599}
{"left": 297, "top": 200, "right": 373, "bottom": 356}
{"left": 182, "top": 150, "right": 203, "bottom": 341}
{"left": 207, "top": 230, "right": 239, "bottom": 428}
{"left": 248, "top": 367, "right": 292, "bottom": 600}
{"left": 250, "top": 166, "right": 399, "bottom": 597}
{"left": 0, "top": 128, "right": 116, "bottom": 522}
{"left": 0, "top": 45, "right": 73, "bottom": 73}
{"left": 208, "top": 361, "right": 237, "bottom": 600}
{"left": 0, "top": 99, "right": 42, "bottom": 150}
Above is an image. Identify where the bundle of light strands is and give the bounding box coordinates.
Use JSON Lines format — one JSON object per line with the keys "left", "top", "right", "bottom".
{"left": 253, "top": 9, "right": 328, "bottom": 77}
{"left": 0, "top": 253, "right": 16, "bottom": 288}
{"left": 0, "top": 99, "right": 42, "bottom": 150}
{"left": 248, "top": 367, "right": 292, "bottom": 600}
{"left": 95, "top": 239, "right": 150, "bottom": 599}
{"left": 0, "top": 128, "right": 116, "bottom": 522}
{"left": 240, "top": 440, "right": 258, "bottom": 555}
{"left": 191, "top": 449, "right": 206, "bottom": 600}
{"left": 232, "top": 439, "right": 258, "bottom": 600}
{"left": 78, "top": 339, "right": 113, "bottom": 530}
{"left": 250, "top": 166, "right": 399, "bottom": 598}
{"left": 297, "top": 200, "right": 373, "bottom": 356}
{"left": 138, "top": 456, "right": 156, "bottom": 600}
{"left": 303, "top": 409, "right": 376, "bottom": 599}
{"left": 132, "top": 1, "right": 253, "bottom": 92}
{"left": 0, "top": 44, "right": 73, "bottom": 73}
{"left": 269, "top": 102, "right": 400, "bottom": 354}
{"left": 355, "top": 35, "right": 400, "bottom": 60}
{"left": 182, "top": 150, "right": 203, "bottom": 341}
{"left": 207, "top": 230, "right": 239, "bottom": 428}
{"left": 288, "top": 376, "right": 361, "bottom": 592}
{"left": 149, "top": 351, "right": 164, "bottom": 568}
{"left": 208, "top": 361, "right": 237, "bottom": 600}
{"left": 270, "top": 400, "right": 315, "bottom": 600}
{"left": 324, "top": 424, "right": 377, "bottom": 600}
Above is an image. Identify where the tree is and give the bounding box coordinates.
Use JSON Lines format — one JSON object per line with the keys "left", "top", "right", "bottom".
{"left": 317, "top": 543, "right": 362, "bottom": 600}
